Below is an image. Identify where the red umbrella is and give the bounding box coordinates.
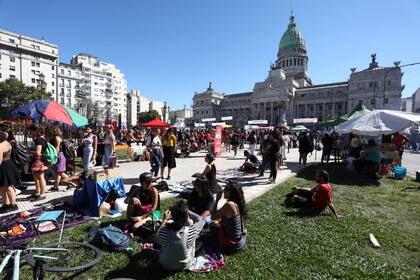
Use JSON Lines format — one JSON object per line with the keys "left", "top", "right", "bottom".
{"left": 139, "top": 118, "right": 171, "bottom": 128}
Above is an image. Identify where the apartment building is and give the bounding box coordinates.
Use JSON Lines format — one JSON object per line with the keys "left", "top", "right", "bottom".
{"left": 0, "top": 29, "right": 58, "bottom": 96}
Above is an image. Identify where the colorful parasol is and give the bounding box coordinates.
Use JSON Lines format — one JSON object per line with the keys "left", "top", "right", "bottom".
{"left": 11, "top": 100, "right": 88, "bottom": 128}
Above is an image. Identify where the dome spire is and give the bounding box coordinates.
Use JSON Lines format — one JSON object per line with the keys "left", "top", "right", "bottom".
{"left": 289, "top": 9, "right": 296, "bottom": 27}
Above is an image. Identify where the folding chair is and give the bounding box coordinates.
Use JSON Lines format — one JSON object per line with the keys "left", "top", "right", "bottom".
{"left": 31, "top": 210, "right": 66, "bottom": 243}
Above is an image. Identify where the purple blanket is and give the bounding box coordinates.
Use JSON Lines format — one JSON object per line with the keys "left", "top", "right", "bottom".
{"left": 0, "top": 201, "right": 92, "bottom": 247}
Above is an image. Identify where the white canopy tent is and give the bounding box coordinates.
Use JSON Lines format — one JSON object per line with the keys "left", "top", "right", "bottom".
{"left": 291, "top": 125, "right": 309, "bottom": 132}
{"left": 335, "top": 110, "right": 420, "bottom": 136}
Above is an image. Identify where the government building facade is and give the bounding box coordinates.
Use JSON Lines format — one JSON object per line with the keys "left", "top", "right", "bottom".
{"left": 192, "top": 13, "right": 404, "bottom": 127}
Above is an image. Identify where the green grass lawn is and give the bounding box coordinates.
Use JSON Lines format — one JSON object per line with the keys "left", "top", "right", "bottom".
{"left": 17, "top": 163, "right": 420, "bottom": 279}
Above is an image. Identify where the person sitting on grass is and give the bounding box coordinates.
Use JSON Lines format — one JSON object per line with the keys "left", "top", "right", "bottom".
{"left": 156, "top": 200, "right": 205, "bottom": 271}
{"left": 187, "top": 175, "right": 214, "bottom": 218}
{"left": 126, "top": 172, "right": 160, "bottom": 233}
{"left": 353, "top": 139, "right": 381, "bottom": 176}
{"left": 206, "top": 180, "right": 247, "bottom": 254}
{"left": 240, "top": 150, "right": 261, "bottom": 173}
{"left": 285, "top": 169, "right": 341, "bottom": 218}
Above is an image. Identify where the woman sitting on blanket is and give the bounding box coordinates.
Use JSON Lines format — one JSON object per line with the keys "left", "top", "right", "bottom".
{"left": 156, "top": 200, "right": 205, "bottom": 271}
{"left": 187, "top": 175, "right": 214, "bottom": 218}
{"left": 202, "top": 153, "right": 222, "bottom": 194}
{"left": 206, "top": 180, "right": 247, "bottom": 254}
{"left": 126, "top": 172, "right": 160, "bottom": 232}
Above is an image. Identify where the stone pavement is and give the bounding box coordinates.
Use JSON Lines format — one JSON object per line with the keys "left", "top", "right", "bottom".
{"left": 3, "top": 146, "right": 322, "bottom": 216}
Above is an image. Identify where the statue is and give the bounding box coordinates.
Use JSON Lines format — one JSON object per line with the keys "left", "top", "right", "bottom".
{"left": 371, "top": 53, "right": 376, "bottom": 64}
{"left": 350, "top": 67, "right": 356, "bottom": 73}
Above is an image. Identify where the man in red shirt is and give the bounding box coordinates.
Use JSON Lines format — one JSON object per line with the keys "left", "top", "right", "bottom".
{"left": 287, "top": 170, "right": 341, "bottom": 217}
{"left": 392, "top": 132, "right": 407, "bottom": 158}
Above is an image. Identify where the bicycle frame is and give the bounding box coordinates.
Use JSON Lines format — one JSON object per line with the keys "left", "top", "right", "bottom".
{"left": 0, "top": 247, "right": 68, "bottom": 280}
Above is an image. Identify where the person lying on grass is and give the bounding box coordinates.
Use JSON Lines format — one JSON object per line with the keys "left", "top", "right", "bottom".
{"left": 126, "top": 172, "right": 160, "bottom": 232}
{"left": 156, "top": 200, "right": 205, "bottom": 271}
{"left": 187, "top": 175, "right": 214, "bottom": 218}
{"left": 286, "top": 169, "right": 342, "bottom": 218}
{"left": 205, "top": 180, "right": 247, "bottom": 254}
{"left": 240, "top": 150, "right": 261, "bottom": 173}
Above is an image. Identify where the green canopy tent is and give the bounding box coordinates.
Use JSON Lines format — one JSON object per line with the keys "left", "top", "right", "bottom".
{"left": 321, "top": 104, "right": 370, "bottom": 126}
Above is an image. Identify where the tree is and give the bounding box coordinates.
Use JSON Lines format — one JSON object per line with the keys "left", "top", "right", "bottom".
{"left": 0, "top": 78, "right": 51, "bottom": 119}
{"left": 138, "top": 110, "right": 161, "bottom": 124}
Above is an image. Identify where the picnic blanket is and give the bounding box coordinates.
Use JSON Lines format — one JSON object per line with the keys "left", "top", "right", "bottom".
{"left": 190, "top": 246, "right": 225, "bottom": 273}
{"left": 0, "top": 201, "right": 91, "bottom": 247}
{"left": 216, "top": 168, "right": 257, "bottom": 181}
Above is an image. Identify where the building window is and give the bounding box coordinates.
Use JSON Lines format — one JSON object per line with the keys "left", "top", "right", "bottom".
{"left": 369, "top": 82, "right": 373, "bottom": 88}
{"left": 32, "top": 61, "right": 35, "bottom": 67}
{"left": 60, "top": 69, "right": 64, "bottom": 74}
{"left": 60, "top": 88, "right": 64, "bottom": 94}
{"left": 282, "top": 61, "right": 285, "bottom": 68}
{"left": 67, "top": 70, "right": 71, "bottom": 76}
{"left": 36, "top": 62, "right": 40, "bottom": 67}
{"left": 10, "top": 57, "right": 15, "bottom": 62}
{"left": 371, "top": 99, "right": 376, "bottom": 106}
{"left": 294, "top": 58, "right": 296, "bottom": 66}
{"left": 358, "top": 100, "right": 363, "bottom": 105}
{"left": 0, "top": 73, "right": 1, "bottom": 78}
{"left": 286, "top": 60, "right": 288, "bottom": 67}
{"left": 52, "top": 66, "right": 55, "bottom": 70}
{"left": 9, "top": 39, "right": 15, "bottom": 43}
{"left": 52, "top": 74, "right": 55, "bottom": 78}
{"left": 9, "top": 66, "right": 15, "bottom": 71}
{"left": 384, "top": 98, "right": 389, "bottom": 105}
{"left": 32, "top": 78, "right": 36, "bottom": 83}
{"left": 52, "top": 82, "right": 55, "bottom": 86}
{"left": 9, "top": 75, "right": 15, "bottom": 79}
{"left": 387, "top": 80, "right": 391, "bottom": 86}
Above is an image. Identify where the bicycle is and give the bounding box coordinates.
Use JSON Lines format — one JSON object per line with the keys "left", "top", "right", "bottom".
{"left": 0, "top": 241, "right": 102, "bottom": 280}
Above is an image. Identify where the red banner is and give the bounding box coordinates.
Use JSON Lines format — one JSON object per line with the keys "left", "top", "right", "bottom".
{"left": 214, "top": 125, "right": 222, "bottom": 157}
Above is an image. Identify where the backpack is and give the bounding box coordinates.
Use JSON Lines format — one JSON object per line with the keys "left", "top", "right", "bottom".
{"left": 88, "top": 225, "right": 133, "bottom": 252}
{"left": 61, "top": 140, "right": 76, "bottom": 159}
{"left": 11, "top": 144, "right": 31, "bottom": 167}
{"left": 43, "top": 142, "right": 58, "bottom": 165}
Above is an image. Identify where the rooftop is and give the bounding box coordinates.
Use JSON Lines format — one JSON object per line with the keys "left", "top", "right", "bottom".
{"left": 297, "top": 81, "right": 348, "bottom": 91}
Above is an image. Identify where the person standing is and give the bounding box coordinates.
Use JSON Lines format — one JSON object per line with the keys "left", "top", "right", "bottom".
{"left": 81, "top": 127, "right": 97, "bottom": 171}
{"left": 161, "top": 128, "right": 176, "bottom": 180}
{"left": 230, "top": 131, "right": 240, "bottom": 157}
{"left": 28, "top": 125, "right": 48, "bottom": 201}
{"left": 146, "top": 129, "right": 162, "bottom": 178}
{"left": 321, "top": 133, "right": 334, "bottom": 163}
{"left": 0, "top": 132, "right": 20, "bottom": 213}
{"left": 247, "top": 130, "right": 257, "bottom": 155}
{"left": 298, "top": 132, "right": 312, "bottom": 166}
{"left": 46, "top": 126, "right": 73, "bottom": 191}
{"left": 265, "top": 131, "right": 280, "bottom": 183}
{"left": 102, "top": 125, "right": 116, "bottom": 167}
{"left": 96, "top": 126, "right": 105, "bottom": 166}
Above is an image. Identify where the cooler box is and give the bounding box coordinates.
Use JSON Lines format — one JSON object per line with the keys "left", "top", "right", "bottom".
{"left": 393, "top": 166, "right": 406, "bottom": 180}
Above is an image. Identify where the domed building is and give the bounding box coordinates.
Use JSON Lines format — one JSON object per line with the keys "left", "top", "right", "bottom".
{"left": 192, "top": 12, "right": 403, "bottom": 128}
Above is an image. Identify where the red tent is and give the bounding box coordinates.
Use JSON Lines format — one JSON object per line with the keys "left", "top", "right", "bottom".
{"left": 139, "top": 118, "right": 171, "bottom": 128}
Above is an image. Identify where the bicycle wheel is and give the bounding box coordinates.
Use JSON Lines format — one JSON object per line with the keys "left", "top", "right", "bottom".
{"left": 26, "top": 242, "right": 102, "bottom": 273}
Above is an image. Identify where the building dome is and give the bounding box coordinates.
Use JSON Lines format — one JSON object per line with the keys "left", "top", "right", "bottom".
{"left": 278, "top": 13, "right": 305, "bottom": 55}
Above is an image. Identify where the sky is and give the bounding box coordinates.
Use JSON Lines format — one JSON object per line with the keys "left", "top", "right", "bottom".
{"left": 1, "top": 0, "right": 419, "bottom": 109}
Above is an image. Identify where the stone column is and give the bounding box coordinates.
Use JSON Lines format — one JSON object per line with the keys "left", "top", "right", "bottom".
{"left": 281, "top": 102, "right": 287, "bottom": 124}
{"left": 270, "top": 102, "right": 274, "bottom": 125}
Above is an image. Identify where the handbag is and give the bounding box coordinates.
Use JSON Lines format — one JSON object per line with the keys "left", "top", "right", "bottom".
{"left": 11, "top": 144, "right": 31, "bottom": 167}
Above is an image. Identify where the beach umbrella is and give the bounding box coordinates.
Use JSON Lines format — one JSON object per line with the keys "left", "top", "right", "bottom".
{"left": 11, "top": 100, "right": 88, "bottom": 128}
{"left": 335, "top": 110, "right": 420, "bottom": 136}
{"left": 139, "top": 117, "right": 171, "bottom": 128}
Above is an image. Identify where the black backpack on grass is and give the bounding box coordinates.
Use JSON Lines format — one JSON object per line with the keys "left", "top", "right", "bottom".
{"left": 88, "top": 225, "right": 133, "bottom": 252}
